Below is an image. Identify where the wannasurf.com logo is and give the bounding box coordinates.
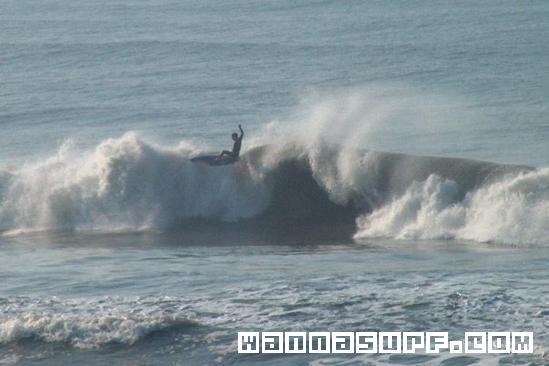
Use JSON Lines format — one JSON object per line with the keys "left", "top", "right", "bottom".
{"left": 237, "top": 332, "right": 533, "bottom": 354}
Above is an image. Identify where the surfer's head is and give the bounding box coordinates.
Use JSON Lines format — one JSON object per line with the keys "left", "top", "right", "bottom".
{"left": 232, "top": 133, "right": 238, "bottom": 140}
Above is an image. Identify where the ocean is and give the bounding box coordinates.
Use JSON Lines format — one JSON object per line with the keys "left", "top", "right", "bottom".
{"left": 1, "top": 0, "right": 548, "bottom": 365}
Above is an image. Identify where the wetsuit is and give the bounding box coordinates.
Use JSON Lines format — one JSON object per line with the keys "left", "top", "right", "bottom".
{"left": 232, "top": 138, "right": 242, "bottom": 160}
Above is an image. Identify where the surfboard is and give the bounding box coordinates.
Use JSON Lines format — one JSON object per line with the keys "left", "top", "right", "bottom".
{"left": 190, "top": 154, "right": 235, "bottom": 166}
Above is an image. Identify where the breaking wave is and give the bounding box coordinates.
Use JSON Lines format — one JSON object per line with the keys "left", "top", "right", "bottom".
{"left": 355, "top": 169, "right": 549, "bottom": 245}
{"left": 0, "top": 296, "right": 197, "bottom": 349}
{"left": 0, "top": 90, "right": 547, "bottom": 246}
{"left": 0, "top": 131, "right": 546, "bottom": 246}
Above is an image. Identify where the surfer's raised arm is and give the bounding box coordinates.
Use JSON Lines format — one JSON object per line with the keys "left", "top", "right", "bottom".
{"left": 238, "top": 124, "right": 244, "bottom": 140}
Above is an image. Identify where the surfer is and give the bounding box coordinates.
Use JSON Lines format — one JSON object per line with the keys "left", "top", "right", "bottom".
{"left": 217, "top": 124, "right": 244, "bottom": 162}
